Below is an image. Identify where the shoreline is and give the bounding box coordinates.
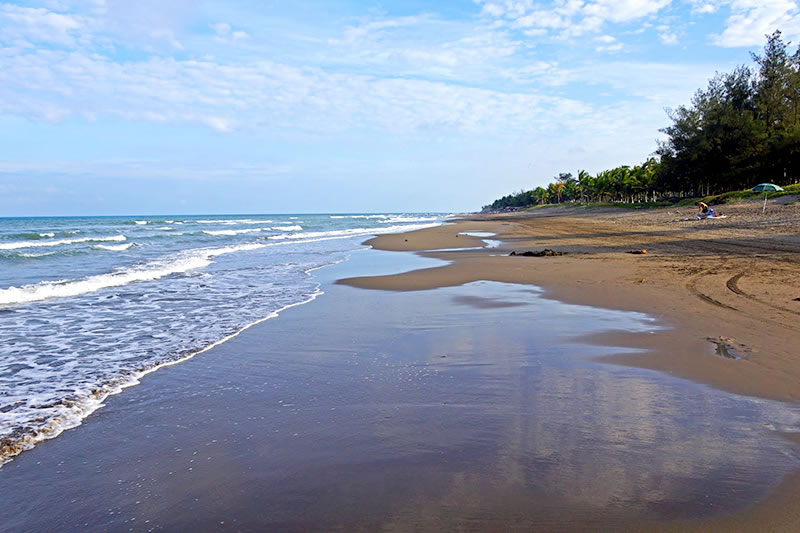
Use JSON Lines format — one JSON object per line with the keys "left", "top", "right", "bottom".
{"left": 335, "top": 202, "right": 800, "bottom": 531}
{"left": 1, "top": 227, "right": 799, "bottom": 529}
{"left": 339, "top": 202, "right": 800, "bottom": 404}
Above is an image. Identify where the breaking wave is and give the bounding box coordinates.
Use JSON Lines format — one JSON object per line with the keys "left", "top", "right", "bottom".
{"left": 94, "top": 243, "right": 134, "bottom": 252}
{"left": 0, "top": 235, "right": 126, "bottom": 251}
{"left": 0, "top": 243, "right": 264, "bottom": 306}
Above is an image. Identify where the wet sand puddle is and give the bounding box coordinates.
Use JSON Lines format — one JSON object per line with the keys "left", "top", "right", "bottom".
{"left": 0, "top": 251, "right": 798, "bottom": 530}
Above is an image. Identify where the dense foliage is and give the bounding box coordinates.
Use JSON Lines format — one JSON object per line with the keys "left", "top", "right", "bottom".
{"left": 483, "top": 31, "right": 800, "bottom": 212}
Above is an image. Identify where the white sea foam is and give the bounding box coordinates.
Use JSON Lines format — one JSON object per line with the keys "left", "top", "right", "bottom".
{"left": 0, "top": 243, "right": 264, "bottom": 306}
{"left": 270, "top": 225, "right": 302, "bottom": 231}
{"left": 267, "top": 223, "right": 439, "bottom": 242}
{"left": 380, "top": 216, "right": 438, "bottom": 223}
{"left": 134, "top": 220, "right": 147, "bottom": 225}
{"left": 195, "top": 219, "right": 272, "bottom": 225}
{"left": 18, "top": 251, "right": 59, "bottom": 258}
{"left": 0, "top": 235, "right": 126, "bottom": 251}
{"left": 203, "top": 228, "right": 263, "bottom": 236}
{"left": 0, "top": 286, "right": 324, "bottom": 468}
{"left": 39, "top": 232, "right": 55, "bottom": 237}
{"left": 0, "top": 215, "right": 446, "bottom": 468}
{"left": 330, "top": 214, "right": 391, "bottom": 219}
{"left": 94, "top": 243, "right": 134, "bottom": 252}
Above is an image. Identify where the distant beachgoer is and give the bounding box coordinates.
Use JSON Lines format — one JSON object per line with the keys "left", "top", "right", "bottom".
{"left": 696, "top": 202, "right": 715, "bottom": 218}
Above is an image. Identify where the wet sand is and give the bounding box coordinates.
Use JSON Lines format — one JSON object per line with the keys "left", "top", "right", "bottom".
{"left": 0, "top": 241, "right": 799, "bottom": 530}
{"left": 341, "top": 200, "right": 800, "bottom": 403}
{"left": 337, "top": 199, "right": 800, "bottom": 530}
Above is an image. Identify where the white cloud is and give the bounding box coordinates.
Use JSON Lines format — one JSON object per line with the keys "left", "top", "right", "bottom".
{"left": 480, "top": 2, "right": 507, "bottom": 17}
{"left": 660, "top": 31, "right": 679, "bottom": 44}
{"left": 0, "top": 4, "right": 83, "bottom": 46}
{"left": 500, "top": 60, "right": 567, "bottom": 84}
{"left": 0, "top": 48, "right": 594, "bottom": 135}
{"left": 595, "top": 34, "right": 624, "bottom": 52}
{"left": 211, "top": 21, "right": 248, "bottom": 41}
{"left": 656, "top": 23, "right": 680, "bottom": 44}
{"left": 476, "top": 0, "right": 674, "bottom": 38}
{"left": 322, "top": 16, "right": 523, "bottom": 81}
{"left": 658, "top": 30, "right": 678, "bottom": 46}
{"left": 330, "top": 16, "right": 425, "bottom": 46}
{"left": 712, "top": 0, "right": 800, "bottom": 47}
{"left": 597, "top": 42, "right": 625, "bottom": 52}
{"left": 211, "top": 22, "right": 232, "bottom": 36}
{"left": 568, "top": 60, "right": 717, "bottom": 106}
{"left": 0, "top": 0, "right": 735, "bottom": 181}
{"left": 689, "top": 1, "right": 720, "bottom": 14}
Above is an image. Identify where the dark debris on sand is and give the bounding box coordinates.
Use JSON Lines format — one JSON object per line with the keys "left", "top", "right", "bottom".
{"left": 509, "top": 249, "right": 565, "bottom": 257}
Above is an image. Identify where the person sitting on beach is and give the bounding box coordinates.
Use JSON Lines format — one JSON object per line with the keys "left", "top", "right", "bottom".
{"left": 696, "top": 202, "right": 715, "bottom": 219}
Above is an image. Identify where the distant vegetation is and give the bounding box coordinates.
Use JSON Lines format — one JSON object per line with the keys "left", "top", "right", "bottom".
{"left": 484, "top": 31, "right": 800, "bottom": 212}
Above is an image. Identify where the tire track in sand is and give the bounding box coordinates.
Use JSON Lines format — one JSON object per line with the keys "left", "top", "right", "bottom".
{"left": 687, "top": 274, "right": 740, "bottom": 312}
{"left": 726, "top": 271, "right": 800, "bottom": 317}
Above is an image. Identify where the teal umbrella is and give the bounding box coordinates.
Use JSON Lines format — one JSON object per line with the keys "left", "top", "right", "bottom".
{"left": 751, "top": 183, "right": 784, "bottom": 192}
{"left": 752, "top": 183, "right": 784, "bottom": 213}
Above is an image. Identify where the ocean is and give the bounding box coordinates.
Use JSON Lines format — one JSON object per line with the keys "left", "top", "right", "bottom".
{"left": 0, "top": 213, "right": 446, "bottom": 465}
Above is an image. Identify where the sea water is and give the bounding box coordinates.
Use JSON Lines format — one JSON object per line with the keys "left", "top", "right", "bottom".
{"left": 0, "top": 213, "right": 446, "bottom": 464}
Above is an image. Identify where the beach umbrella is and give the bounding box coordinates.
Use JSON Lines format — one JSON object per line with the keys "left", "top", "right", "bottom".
{"left": 751, "top": 183, "right": 784, "bottom": 214}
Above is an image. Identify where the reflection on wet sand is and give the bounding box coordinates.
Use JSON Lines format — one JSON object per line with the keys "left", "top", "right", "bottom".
{"left": 350, "top": 283, "right": 800, "bottom": 528}
{"left": 0, "top": 275, "right": 797, "bottom": 530}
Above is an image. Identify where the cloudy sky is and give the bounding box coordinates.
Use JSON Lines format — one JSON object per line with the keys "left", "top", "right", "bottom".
{"left": 1, "top": 0, "right": 798, "bottom": 215}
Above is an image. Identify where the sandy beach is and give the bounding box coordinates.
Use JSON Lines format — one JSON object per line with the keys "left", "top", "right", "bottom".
{"left": 1, "top": 202, "right": 799, "bottom": 531}
{"left": 338, "top": 197, "right": 800, "bottom": 530}
{"left": 342, "top": 199, "right": 800, "bottom": 403}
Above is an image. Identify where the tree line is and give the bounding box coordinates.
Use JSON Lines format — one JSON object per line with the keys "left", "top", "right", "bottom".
{"left": 483, "top": 31, "right": 800, "bottom": 212}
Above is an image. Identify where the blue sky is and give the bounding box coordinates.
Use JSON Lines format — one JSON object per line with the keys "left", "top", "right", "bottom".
{"left": 1, "top": 0, "right": 799, "bottom": 215}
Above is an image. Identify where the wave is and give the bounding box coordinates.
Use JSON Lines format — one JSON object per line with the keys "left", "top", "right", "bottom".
{"left": 330, "top": 214, "right": 391, "bottom": 219}
{"left": 270, "top": 225, "right": 302, "bottom": 231}
{"left": 267, "top": 223, "right": 439, "bottom": 242}
{"left": 195, "top": 219, "right": 273, "bottom": 225}
{"left": 0, "top": 243, "right": 264, "bottom": 306}
{"left": 0, "top": 286, "right": 324, "bottom": 468}
{"left": 134, "top": 221, "right": 147, "bottom": 225}
{"left": 379, "top": 216, "right": 438, "bottom": 223}
{"left": 7, "top": 232, "right": 57, "bottom": 240}
{"left": 94, "top": 243, "right": 134, "bottom": 252}
{"left": 18, "top": 251, "right": 60, "bottom": 258}
{"left": 202, "top": 228, "right": 263, "bottom": 236}
{"left": 0, "top": 235, "right": 126, "bottom": 251}
{"left": 328, "top": 215, "right": 437, "bottom": 223}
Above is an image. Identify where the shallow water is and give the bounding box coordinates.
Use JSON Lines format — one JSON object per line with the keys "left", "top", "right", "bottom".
{"left": 0, "top": 250, "right": 798, "bottom": 530}
{"left": 0, "top": 213, "right": 445, "bottom": 465}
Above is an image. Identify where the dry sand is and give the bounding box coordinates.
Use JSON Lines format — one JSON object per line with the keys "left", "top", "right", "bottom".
{"left": 338, "top": 197, "right": 800, "bottom": 531}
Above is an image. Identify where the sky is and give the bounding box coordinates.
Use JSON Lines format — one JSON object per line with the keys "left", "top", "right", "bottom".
{"left": 1, "top": 1, "right": 799, "bottom": 215}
